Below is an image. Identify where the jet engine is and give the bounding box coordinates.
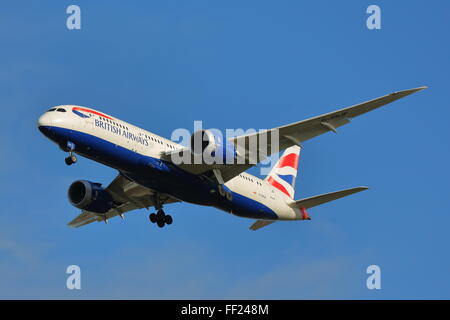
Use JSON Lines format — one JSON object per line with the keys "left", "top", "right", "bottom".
{"left": 190, "top": 129, "right": 237, "bottom": 164}
{"left": 68, "top": 180, "right": 113, "bottom": 214}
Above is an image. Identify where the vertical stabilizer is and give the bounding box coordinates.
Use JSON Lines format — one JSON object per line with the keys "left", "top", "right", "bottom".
{"left": 264, "top": 145, "right": 301, "bottom": 199}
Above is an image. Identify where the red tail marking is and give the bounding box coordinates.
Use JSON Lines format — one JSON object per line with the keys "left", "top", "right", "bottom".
{"left": 300, "top": 207, "right": 311, "bottom": 220}
{"left": 267, "top": 176, "right": 291, "bottom": 197}
{"left": 277, "top": 153, "right": 299, "bottom": 170}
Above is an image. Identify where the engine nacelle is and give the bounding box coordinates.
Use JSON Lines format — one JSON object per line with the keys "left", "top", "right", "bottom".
{"left": 190, "top": 129, "right": 237, "bottom": 164}
{"left": 68, "top": 180, "right": 113, "bottom": 214}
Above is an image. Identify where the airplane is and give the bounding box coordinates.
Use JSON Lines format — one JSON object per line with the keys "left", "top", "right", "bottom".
{"left": 37, "top": 86, "right": 426, "bottom": 230}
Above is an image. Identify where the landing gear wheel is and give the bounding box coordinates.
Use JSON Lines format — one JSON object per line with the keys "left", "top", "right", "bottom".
{"left": 156, "top": 210, "right": 165, "bottom": 221}
{"left": 156, "top": 220, "right": 165, "bottom": 228}
{"left": 65, "top": 155, "right": 77, "bottom": 166}
{"left": 150, "top": 194, "right": 174, "bottom": 228}
{"left": 165, "top": 215, "right": 173, "bottom": 225}
{"left": 155, "top": 210, "right": 166, "bottom": 228}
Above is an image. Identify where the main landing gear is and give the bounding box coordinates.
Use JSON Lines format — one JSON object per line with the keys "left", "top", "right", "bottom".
{"left": 148, "top": 193, "right": 173, "bottom": 228}
{"left": 64, "top": 141, "right": 77, "bottom": 166}
{"left": 149, "top": 210, "right": 173, "bottom": 228}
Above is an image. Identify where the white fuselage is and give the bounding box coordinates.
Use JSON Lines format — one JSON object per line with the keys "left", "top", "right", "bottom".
{"left": 38, "top": 105, "right": 303, "bottom": 221}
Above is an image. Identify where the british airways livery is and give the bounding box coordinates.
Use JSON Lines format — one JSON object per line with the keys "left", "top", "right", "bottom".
{"left": 37, "top": 87, "right": 426, "bottom": 230}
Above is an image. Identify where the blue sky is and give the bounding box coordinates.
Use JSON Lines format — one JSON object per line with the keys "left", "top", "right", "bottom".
{"left": 1, "top": 0, "right": 449, "bottom": 299}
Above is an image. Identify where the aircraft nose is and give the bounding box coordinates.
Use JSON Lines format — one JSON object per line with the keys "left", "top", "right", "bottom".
{"left": 37, "top": 112, "right": 54, "bottom": 136}
{"left": 37, "top": 112, "right": 53, "bottom": 127}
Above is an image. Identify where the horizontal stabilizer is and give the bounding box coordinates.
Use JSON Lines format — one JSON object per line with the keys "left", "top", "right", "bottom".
{"left": 249, "top": 220, "right": 276, "bottom": 231}
{"left": 289, "top": 187, "right": 368, "bottom": 209}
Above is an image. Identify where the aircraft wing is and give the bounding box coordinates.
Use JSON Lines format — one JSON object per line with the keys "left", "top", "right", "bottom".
{"left": 162, "top": 87, "right": 427, "bottom": 183}
{"left": 230, "top": 86, "right": 427, "bottom": 154}
{"left": 68, "top": 174, "right": 180, "bottom": 228}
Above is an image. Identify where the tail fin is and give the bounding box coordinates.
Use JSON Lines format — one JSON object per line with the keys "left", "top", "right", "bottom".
{"left": 264, "top": 145, "right": 301, "bottom": 199}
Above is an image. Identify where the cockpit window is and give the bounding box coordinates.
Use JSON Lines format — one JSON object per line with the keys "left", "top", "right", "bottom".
{"left": 47, "top": 108, "right": 56, "bottom": 112}
{"left": 56, "top": 108, "right": 66, "bottom": 112}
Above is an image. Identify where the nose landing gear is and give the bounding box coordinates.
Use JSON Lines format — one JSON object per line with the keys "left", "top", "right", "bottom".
{"left": 64, "top": 141, "right": 77, "bottom": 166}
{"left": 65, "top": 154, "right": 77, "bottom": 166}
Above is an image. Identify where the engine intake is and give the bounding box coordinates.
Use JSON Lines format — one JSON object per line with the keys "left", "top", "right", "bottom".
{"left": 68, "top": 180, "right": 113, "bottom": 214}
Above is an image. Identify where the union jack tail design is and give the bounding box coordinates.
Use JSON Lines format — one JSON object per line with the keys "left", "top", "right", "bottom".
{"left": 265, "top": 145, "right": 301, "bottom": 199}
